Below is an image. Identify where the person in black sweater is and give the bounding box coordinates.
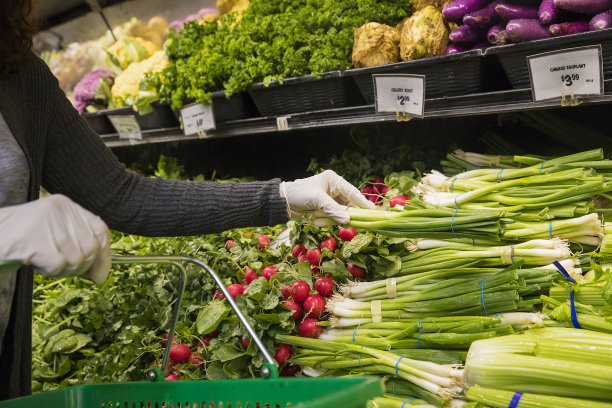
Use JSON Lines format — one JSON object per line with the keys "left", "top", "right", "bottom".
{"left": 0, "top": 0, "right": 374, "bottom": 400}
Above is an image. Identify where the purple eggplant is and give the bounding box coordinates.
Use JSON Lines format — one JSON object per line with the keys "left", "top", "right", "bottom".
{"left": 496, "top": 3, "right": 539, "bottom": 21}
{"left": 444, "top": 44, "right": 468, "bottom": 54}
{"left": 506, "top": 19, "right": 551, "bottom": 41}
{"left": 554, "top": 0, "right": 612, "bottom": 15}
{"left": 590, "top": 9, "right": 612, "bottom": 29}
{"left": 505, "top": 0, "right": 541, "bottom": 4}
{"left": 550, "top": 21, "right": 590, "bottom": 35}
{"left": 443, "top": 0, "right": 490, "bottom": 22}
{"left": 464, "top": 1, "right": 503, "bottom": 29}
{"left": 470, "top": 41, "right": 490, "bottom": 50}
{"left": 449, "top": 24, "right": 483, "bottom": 44}
{"left": 487, "top": 24, "right": 508, "bottom": 44}
{"left": 539, "top": 0, "right": 560, "bottom": 24}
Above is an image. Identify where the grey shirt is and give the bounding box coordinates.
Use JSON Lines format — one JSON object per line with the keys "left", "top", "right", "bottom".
{"left": 0, "top": 111, "right": 30, "bottom": 356}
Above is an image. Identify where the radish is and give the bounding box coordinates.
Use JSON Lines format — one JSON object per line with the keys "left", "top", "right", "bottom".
{"left": 169, "top": 343, "right": 191, "bottom": 364}
{"left": 389, "top": 195, "right": 410, "bottom": 208}
{"left": 554, "top": 0, "right": 612, "bottom": 15}
{"left": 305, "top": 249, "right": 322, "bottom": 266}
{"left": 282, "top": 299, "right": 302, "bottom": 320}
{"left": 311, "top": 267, "right": 320, "bottom": 275}
{"left": 291, "top": 281, "right": 310, "bottom": 302}
{"left": 590, "top": 10, "right": 612, "bottom": 29}
{"left": 258, "top": 234, "right": 270, "bottom": 249}
{"left": 242, "top": 286, "right": 249, "bottom": 295}
{"left": 320, "top": 237, "right": 337, "bottom": 252}
{"left": 361, "top": 186, "right": 376, "bottom": 202}
{"left": 303, "top": 294, "right": 326, "bottom": 318}
{"left": 241, "top": 337, "right": 250, "bottom": 348}
{"left": 347, "top": 264, "right": 366, "bottom": 279}
{"left": 245, "top": 267, "right": 258, "bottom": 284}
{"left": 191, "top": 353, "right": 204, "bottom": 367}
{"left": 275, "top": 344, "right": 291, "bottom": 364}
{"left": 298, "top": 253, "right": 308, "bottom": 264}
{"left": 292, "top": 243, "right": 306, "bottom": 258}
{"left": 314, "top": 277, "right": 334, "bottom": 297}
{"left": 227, "top": 284, "right": 244, "bottom": 299}
{"left": 299, "top": 318, "right": 321, "bottom": 338}
{"left": 162, "top": 332, "right": 177, "bottom": 346}
{"left": 262, "top": 265, "right": 278, "bottom": 281}
{"left": 209, "top": 330, "right": 219, "bottom": 338}
{"left": 201, "top": 337, "right": 211, "bottom": 347}
{"left": 213, "top": 291, "right": 225, "bottom": 300}
{"left": 165, "top": 373, "right": 180, "bottom": 381}
{"left": 506, "top": 19, "right": 550, "bottom": 41}
{"left": 226, "top": 239, "right": 234, "bottom": 250}
{"left": 280, "top": 364, "right": 301, "bottom": 377}
{"left": 339, "top": 227, "right": 357, "bottom": 241}
{"left": 281, "top": 283, "right": 294, "bottom": 299}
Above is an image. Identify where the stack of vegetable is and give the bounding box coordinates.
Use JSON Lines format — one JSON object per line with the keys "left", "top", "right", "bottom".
{"left": 442, "top": 0, "right": 612, "bottom": 52}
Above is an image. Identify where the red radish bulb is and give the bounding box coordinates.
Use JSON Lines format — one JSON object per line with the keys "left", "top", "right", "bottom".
{"left": 281, "top": 283, "right": 294, "bottom": 299}
{"left": 213, "top": 291, "right": 225, "bottom": 300}
{"left": 298, "top": 254, "right": 308, "bottom": 264}
{"left": 311, "top": 267, "right": 320, "bottom": 275}
{"left": 241, "top": 337, "right": 250, "bottom": 348}
{"left": 162, "top": 332, "right": 177, "bottom": 346}
{"left": 339, "top": 227, "right": 357, "bottom": 241}
{"left": 303, "top": 294, "right": 326, "bottom": 318}
{"left": 209, "top": 330, "right": 219, "bottom": 338}
{"left": 390, "top": 195, "right": 410, "bottom": 208}
{"left": 169, "top": 343, "right": 191, "bottom": 364}
{"left": 280, "top": 364, "right": 301, "bottom": 377}
{"left": 227, "top": 284, "right": 244, "bottom": 299}
{"left": 242, "top": 286, "right": 249, "bottom": 295}
{"left": 347, "top": 264, "right": 366, "bottom": 278}
{"left": 320, "top": 237, "right": 337, "bottom": 252}
{"left": 306, "top": 248, "right": 321, "bottom": 266}
{"left": 258, "top": 234, "right": 270, "bottom": 249}
{"left": 275, "top": 344, "right": 291, "bottom": 364}
{"left": 314, "top": 277, "right": 334, "bottom": 297}
{"left": 226, "top": 239, "right": 234, "bottom": 249}
{"left": 292, "top": 243, "right": 306, "bottom": 258}
{"left": 201, "top": 337, "right": 211, "bottom": 347}
{"left": 291, "top": 281, "right": 310, "bottom": 302}
{"left": 282, "top": 299, "right": 302, "bottom": 320}
{"left": 245, "top": 267, "right": 258, "bottom": 284}
{"left": 165, "top": 373, "right": 180, "bottom": 381}
{"left": 299, "top": 318, "right": 321, "bottom": 338}
{"left": 262, "top": 265, "right": 278, "bottom": 281}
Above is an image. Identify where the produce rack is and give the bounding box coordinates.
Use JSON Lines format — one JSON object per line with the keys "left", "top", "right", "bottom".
{"left": 82, "top": 29, "right": 612, "bottom": 148}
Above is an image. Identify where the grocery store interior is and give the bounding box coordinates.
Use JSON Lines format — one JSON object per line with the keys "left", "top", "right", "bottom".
{"left": 2, "top": 0, "right": 612, "bottom": 406}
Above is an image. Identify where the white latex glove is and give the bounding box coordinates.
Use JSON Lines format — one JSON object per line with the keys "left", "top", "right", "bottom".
{"left": 279, "top": 170, "right": 375, "bottom": 226}
{"left": 0, "top": 194, "right": 111, "bottom": 284}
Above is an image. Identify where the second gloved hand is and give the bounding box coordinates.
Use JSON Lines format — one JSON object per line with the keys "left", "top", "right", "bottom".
{"left": 279, "top": 170, "right": 375, "bottom": 226}
{"left": 0, "top": 194, "right": 111, "bottom": 284}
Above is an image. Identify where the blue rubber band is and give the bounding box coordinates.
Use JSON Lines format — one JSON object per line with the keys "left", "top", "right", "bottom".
{"left": 472, "top": 239, "right": 476, "bottom": 247}
{"left": 392, "top": 378, "right": 397, "bottom": 396}
{"left": 497, "top": 168, "right": 504, "bottom": 183}
{"left": 395, "top": 356, "right": 405, "bottom": 377}
{"left": 454, "top": 193, "right": 464, "bottom": 209}
{"left": 346, "top": 205, "right": 351, "bottom": 211}
{"left": 508, "top": 392, "right": 523, "bottom": 408}
{"left": 511, "top": 244, "right": 514, "bottom": 263}
{"left": 358, "top": 346, "right": 371, "bottom": 375}
{"left": 401, "top": 399, "right": 416, "bottom": 407}
{"left": 352, "top": 324, "right": 360, "bottom": 343}
{"left": 450, "top": 209, "right": 458, "bottom": 238}
{"left": 553, "top": 261, "right": 577, "bottom": 283}
{"left": 570, "top": 291, "right": 582, "bottom": 329}
{"left": 549, "top": 221, "right": 553, "bottom": 239}
{"left": 481, "top": 277, "right": 488, "bottom": 315}
{"left": 417, "top": 318, "right": 423, "bottom": 349}
{"left": 538, "top": 160, "right": 547, "bottom": 176}
{"left": 450, "top": 177, "right": 457, "bottom": 193}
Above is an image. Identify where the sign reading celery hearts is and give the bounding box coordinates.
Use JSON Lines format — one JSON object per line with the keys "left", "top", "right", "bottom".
{"left": 527, "top": 45, "right": 603, "bottom": 103}
{"left": 108, "top": 115, "right": 142, "bottom": 140}
{"left": 181, "top": 102, "right": 215, "bottom": 137}
{"left": 373, "top": 74, "right": 425, "bottom": 118}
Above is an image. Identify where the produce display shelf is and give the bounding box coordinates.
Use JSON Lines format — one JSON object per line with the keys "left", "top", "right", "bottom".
{"left": 102, "top": 79, "right": 612, "bottom": 148}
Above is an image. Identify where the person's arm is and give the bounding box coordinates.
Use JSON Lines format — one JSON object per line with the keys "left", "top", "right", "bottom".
{"left": 40, "top": 63, "right": 288, "bottom": 237}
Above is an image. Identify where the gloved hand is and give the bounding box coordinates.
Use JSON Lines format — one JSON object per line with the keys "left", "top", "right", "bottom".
{"left": 0, "top": 194, "right": 111, "bottom": 284}
{"left": 280, "top": 170, "right": 375, "bottom": 226}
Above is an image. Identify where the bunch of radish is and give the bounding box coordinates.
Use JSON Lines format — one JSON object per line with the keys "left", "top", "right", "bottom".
{"left": 442, "top": 0, "right": 612, "bottom": 52}
{"left": 360, "top": 176, "right": 411, "bottom": 208}
{"left": 156, "top": 331, "right": 218, "bottom": 381}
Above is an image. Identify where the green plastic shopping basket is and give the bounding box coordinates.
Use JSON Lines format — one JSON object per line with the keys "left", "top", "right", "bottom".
{"left": 0, "top": 255, "right": 383, "bottom": 408}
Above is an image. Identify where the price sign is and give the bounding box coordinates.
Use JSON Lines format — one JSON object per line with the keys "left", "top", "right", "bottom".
{"left": 108, "top": 115, "right": 142, "bottom": 140}
{"left": 373, "top": 74, "right": 425, "bottom": 118}
{"left": 180, "top": 102, "right": 215, "bottom": 137}
{"left": 527, "top": 45, "right": 603, "bottom": 102}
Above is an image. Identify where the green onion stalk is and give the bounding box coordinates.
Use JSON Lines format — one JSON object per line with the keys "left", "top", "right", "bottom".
{"left": 600, "top": 223, "right": 612, "bottom": 258}
{"left": 367, "top": 396, "right": 439, "bottom": 408}
{"left": 466, "top": 385, "right": 612, "bottom": 408}
{"left": 501, "top": 213, "right": 603, "bottom": 245}
{"left": 463, "top": 328, "right": 612, "bottom": 400}
{"left": 276, "top": 334, "right": 463, "bottom": 399}
{"left": 450, "top": 150, "right": 519, "bottom": 169}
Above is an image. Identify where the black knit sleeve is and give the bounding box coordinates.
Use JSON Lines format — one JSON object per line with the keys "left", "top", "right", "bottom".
{"left": 37, "top": 57, "right": 289, "bottom": 236}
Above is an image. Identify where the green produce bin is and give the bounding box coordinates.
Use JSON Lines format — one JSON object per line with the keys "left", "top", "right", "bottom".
{"left": 0, "top": 255, "right": 383, "bottom": 408}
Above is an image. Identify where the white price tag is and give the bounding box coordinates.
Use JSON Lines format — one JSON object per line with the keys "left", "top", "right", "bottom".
{"left": 108, "top": 115, "right": 142, "bottom": 140}
{"left": 373, "top": 74, "right": 425, "bottom": 117}
{"left": 527, "top": 45, "right": 603, "bottom": 102}
{"left": 276, "top": 116, "right": 290, "bottom": 131}
{"left": 180, "top": 102, "right": 215, "bottom": 136}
